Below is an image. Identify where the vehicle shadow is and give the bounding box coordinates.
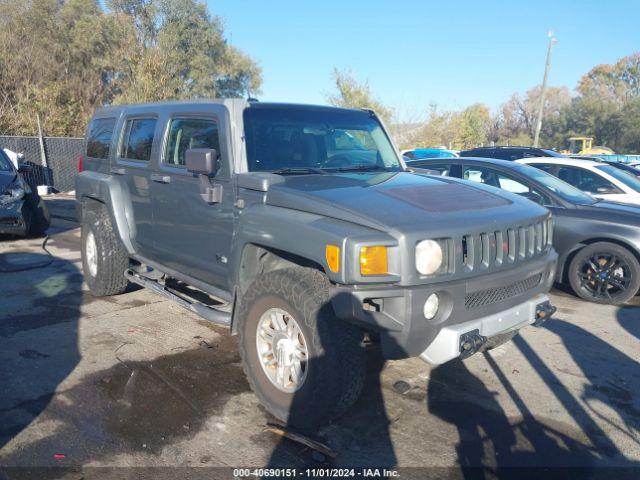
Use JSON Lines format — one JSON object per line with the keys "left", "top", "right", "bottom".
{"left": 618, "top": 304, "right": 640, "bottom": 342}
{"left": 542, "top": 319, "right": 640, "bottom": 451}
{"left": 0, "top": 253, "right": 82, "bottom": 451}
{"left": 427, "top": 352, "right": 603, "bottom": 478}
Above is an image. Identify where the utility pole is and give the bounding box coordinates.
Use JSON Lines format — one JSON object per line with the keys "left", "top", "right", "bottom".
{"left": 533, "top": 31, "right": 557, "bottom": 148}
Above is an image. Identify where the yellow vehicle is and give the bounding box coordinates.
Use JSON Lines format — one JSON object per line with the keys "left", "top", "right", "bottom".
{"left": 562, "top": 136, "right": 615, "bottom": 156}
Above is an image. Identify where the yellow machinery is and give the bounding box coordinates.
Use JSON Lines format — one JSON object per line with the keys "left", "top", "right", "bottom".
{"left": 562, "top": 136, "right": 615, "bottom": 155}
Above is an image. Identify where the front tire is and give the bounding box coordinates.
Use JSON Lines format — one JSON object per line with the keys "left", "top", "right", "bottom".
{"left": 81, "top": 206, "right": 129, "bottom": 297}
{"left": 237, "top": 268, "right": 366, "bottom": 431}
{"left": 568, "top": 242, "right": 640, "bottom": 305}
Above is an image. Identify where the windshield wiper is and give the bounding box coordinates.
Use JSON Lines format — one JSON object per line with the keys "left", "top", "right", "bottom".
{"left": 333, "top": 164, "right": 386, "bottom": 172}
{"left": 270, "top": 167, "right": 326, "bottom": 175}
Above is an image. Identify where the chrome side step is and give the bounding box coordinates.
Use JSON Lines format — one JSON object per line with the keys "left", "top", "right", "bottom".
{"left": 125, "top": 269, "right": 231, "bottom": 326}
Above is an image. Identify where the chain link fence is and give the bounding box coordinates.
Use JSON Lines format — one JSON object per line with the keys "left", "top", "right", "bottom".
{"left": 0, "top": 135, "right": 85, "bottom": 192}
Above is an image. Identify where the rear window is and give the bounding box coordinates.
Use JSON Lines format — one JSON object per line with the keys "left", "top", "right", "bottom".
{"left": 86, "top": 117, "right": 116, "bottom": 159}
{"left": 120, "top": 118, "right": 157, "bottom": 161}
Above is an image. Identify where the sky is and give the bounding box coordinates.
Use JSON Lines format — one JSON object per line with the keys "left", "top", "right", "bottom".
{"left": 208, "top": 0, "right": 640, "bottom": 119}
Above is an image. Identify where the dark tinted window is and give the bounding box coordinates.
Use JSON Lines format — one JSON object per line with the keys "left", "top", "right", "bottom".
{"left": 86, "top": 117, "right": 116, "bottom": 159}
{"left": 243, "top": 107, "right": 400, "bottom": 172}
{"left": 556, "top": 166, "right": 621, "bottom": 194}
{"left": 164, "top": 118, "right": 220, "bottom": 166}
{"left": 121, "top": 118, "right": 157, "bottom": 161}
{"left": 532, "top": 163, "right": 555, "bottom": 174}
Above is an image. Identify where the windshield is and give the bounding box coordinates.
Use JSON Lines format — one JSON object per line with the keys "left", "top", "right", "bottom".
{"left": 514, "top": 164, "right": 597, "bottom": 204}
{"left": 0, "top": 150, "right": 14, "bottom": 172}
{"left": 597, "top": 165, "right": 640, "bottom": 192}
{"left": 243, "top": 106, "right": 402, "bottom": 173}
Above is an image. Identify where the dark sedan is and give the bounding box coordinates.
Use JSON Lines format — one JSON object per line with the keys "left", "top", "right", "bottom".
{"left": 0, "top": 149, "right": 50, "bottom": 237}
{"left": 407, "top": 156, "right": 640, "bottom": 305}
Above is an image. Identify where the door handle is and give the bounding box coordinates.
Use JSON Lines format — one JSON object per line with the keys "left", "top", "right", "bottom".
{"left": 151, "top": 174, "right": 171, "bottom": 184}
{"left": 110, "top": 167, "right": 126, "bottom": 175}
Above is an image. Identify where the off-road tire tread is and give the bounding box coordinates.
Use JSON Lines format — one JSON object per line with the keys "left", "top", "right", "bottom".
{"left": 82, "top": 207, "right": 128, "bottom": 297}
{"left": 237, "top": 267, "right": 365, "bottom": 429}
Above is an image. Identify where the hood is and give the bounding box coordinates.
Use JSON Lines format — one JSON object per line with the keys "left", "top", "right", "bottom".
{"left": 265, "top": 172, "right": 549, "bottom": 233}
{"left": 576, "top": 200, "right": 640, "bottom": 226}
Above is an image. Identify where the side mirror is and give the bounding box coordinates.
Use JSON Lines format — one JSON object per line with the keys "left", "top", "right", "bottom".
{"left": 596, "top": 186, "right": 614, "bottom": 194}
{"left": 18, "top": 162, "right": 32, "bottom": 172}
{"left": 186, "top": 148, "right": 218, "bottom": 176}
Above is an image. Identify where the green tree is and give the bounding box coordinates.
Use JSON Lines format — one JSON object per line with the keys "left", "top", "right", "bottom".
{"left": 0, "top": 0, "right": 261, "bottom": 136}
{"left": 577, "top": 52, "right": 640, "bottom": 105}
{"left": 325, "top": 68, "right": 393, "bottom": 124}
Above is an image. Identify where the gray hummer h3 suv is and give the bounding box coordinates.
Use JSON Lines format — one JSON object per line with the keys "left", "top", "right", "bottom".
{"left": 76, "top": 99, "right": 557, "bottom": 429}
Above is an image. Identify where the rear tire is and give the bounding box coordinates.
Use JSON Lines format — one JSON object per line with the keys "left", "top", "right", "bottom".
{"left": 81, "top": 206, "right": 129, "bottom": 297}
{"left": 237, "top": 268, "right": 366, "bottom": 431}
{"left": 568, "top": 242, "right": 640, "bottom": 305}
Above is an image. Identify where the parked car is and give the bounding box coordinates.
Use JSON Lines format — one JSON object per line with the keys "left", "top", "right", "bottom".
{"left": 76, "top": 100, "right": 557, "bottom": 429}
{"left": 403, "top": 148, "right": 458, "bottom": 160}
{"left": 2, "top": 148, "right": 23, "bottom": 169}
{"left": 520, "top": 157, "right": 640, "bottom": 206}
{"left": 409, "top": 156, "right": 640, "bottom": 305}
{"left": 0, "top": 148, "right": 50, "bottom": 237}
{"left": 568, "top": 155, "right": 640, "bottom": 179}
{"left": 460, "top": 146, "right": 564, "bottom": 161}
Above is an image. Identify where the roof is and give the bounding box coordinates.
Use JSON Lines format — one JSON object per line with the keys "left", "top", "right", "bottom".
{"left": 460, "top": 146, "right": 549, "bottom": 150}
{"left": 518, "top": 157, "right": 603, "bottom": 168}
{"left": 93, "top": 99, "right": 369, "bottom": 116}
{"left": 409, "top": 156, "right": 525, "bottom": 169}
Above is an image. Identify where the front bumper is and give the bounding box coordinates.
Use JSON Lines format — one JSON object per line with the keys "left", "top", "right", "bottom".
{"left": 330, "top": 249, "right": 557, "bottom": 361}
{"left": 420, "top": 294, "right": 553, "bottom": 364}
{"left": 0, "top": 199, "right": 28, "bottom": 235}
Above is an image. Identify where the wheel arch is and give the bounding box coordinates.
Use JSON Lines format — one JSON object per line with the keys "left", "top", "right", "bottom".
{"left": 560, "top": 236, "right": 640, "bottom": 284}
{"left": 230, "top": 243, "right": 327, "bottom": 334}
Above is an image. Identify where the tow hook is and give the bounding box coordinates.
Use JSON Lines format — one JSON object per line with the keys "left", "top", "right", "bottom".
{"left": 459, "top": 329, "right": 487, "bottom": 359}
{"left": 533, "top": 301, "right": 557, "bottom": 327}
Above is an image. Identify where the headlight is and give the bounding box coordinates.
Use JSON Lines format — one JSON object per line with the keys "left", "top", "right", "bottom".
{"left": 9, "top": 187, "right": 25, "bottom": 199}
{"left": 2, "top": 187, "right": 24, "bottom": 201}
{"left": 415, "top": 239, "right": 444, "bottom": 275}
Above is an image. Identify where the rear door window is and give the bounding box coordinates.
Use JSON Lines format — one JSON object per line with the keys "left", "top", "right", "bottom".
{"left": 86, "top": 117, "right": 116, "bottom": 159}
{"left": 120, "top": 118, "right": 157, "bottom": 161}
{"left": 164, "top": 118, "right": 220, "bottom": 167}
{"left": 557, "top": 166, "right": 621, "bottom": 194}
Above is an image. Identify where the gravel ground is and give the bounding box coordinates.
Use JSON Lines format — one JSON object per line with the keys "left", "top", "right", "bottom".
{"left": 1, "top": 202, "right": 639, "bottom": 478}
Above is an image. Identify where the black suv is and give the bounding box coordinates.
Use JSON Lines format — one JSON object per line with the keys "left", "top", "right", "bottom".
{"left": 460, "top": 146, "right": 564, "bottom": 161}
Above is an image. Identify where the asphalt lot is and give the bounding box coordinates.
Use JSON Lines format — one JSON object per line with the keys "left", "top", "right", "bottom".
{"left": 1, "top": 197, "right": 639, "bottom": 476}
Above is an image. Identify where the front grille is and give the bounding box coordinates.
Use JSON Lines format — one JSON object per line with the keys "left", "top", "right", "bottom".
{"left": 465, "top": 273, "right": 542, "bottom": 310}
{"left": 460, "top": 219, "right": 551, "bottom": 272}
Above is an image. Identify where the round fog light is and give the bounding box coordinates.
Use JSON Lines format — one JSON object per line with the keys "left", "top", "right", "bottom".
{"left": 423, "top": 293, "right": 439, "bottom": 320}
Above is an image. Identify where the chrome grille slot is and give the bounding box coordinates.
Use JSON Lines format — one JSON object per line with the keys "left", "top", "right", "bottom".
{"left": 535, "top": 222, "right": 543, "bottom": 252}
{"left": 507, "top": 228, "right": 516, "bottom": 261}
{"left": 518, "top": 227, "right": 526, "bottom": 259}
{"left": 528, "top": 225, "right": 535, "bottom": 256}
{"left": 480, "top": 233, "right": 490, "bottom": 268}
{"left": 495, "top": 230, "right": 504, "bottom": 265}
{"left": 462, "top": 235, "right": 474, "bottom": 270}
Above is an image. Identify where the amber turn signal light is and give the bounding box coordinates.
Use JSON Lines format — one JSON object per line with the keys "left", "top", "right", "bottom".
{"left": 325, "top": 244, "right": 340, "bottom": 273}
